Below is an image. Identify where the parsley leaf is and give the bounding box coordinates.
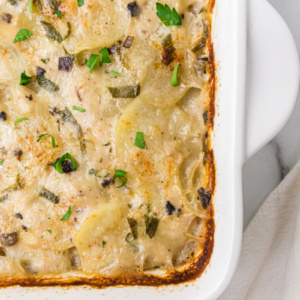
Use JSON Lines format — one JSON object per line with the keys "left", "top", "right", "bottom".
{"left": 99, "top": 47, "right": 111, "bottom": 67}
{"left": 113, "top": 169, "right": 127, "bottom": 188}
{"left": 77, "top": 0, "right": 84, "bottom": 7}
{"left": 85, "top": 54, "right": 100, "bottom": 74}
{"left": 110, "top": 71, "right": 119, "bottom": 76}
{"left": 46, "top": 229, "right": 52, "bottom": 233}
{"left": 29, "top": 0, "right": 33, "bottom": 12}
{"left": 14, "top": 29, "right": 33, "bottom": 43}
{"left": 60, "top": 205, "right": 71, "bottom": 221}
{"left": 37, "top": 133, "right": 56, "bottom": 148}
{"left": 20, "top": 71, "right": 32, "bottom": 86}
{"left": 72, "top": 106, "right": 86, "bottom": 112}
{"left": 53, "top": 153, "right": 76, "bottom": 174}
{"left": 0, "top": 160, "right": 3, "bottom": 166}
{"left": 170, "top": 63, "right": 181, "bottom": 87}
{"left": 15, "top": 117, "right": 29, "bottom": 124}
{"left": 156, "top": 3, "right": 182, "bottom": 27}
{"left": 55, "top": 10, "right": 62, "bottom": 19}
{"left": 102, "top": 240, "right": 106, "bottom": 246}
{"left": 134, "top": 132, "right": 146, "bottom": 149}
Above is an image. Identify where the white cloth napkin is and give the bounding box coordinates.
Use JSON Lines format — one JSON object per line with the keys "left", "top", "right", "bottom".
{"left": 220, "top": 159, "right": 300, "bottom": 300}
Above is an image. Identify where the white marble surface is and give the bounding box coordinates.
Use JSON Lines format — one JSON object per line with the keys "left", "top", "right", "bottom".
{"left": 243, "top": 0, "right": 300, "bottom": 228}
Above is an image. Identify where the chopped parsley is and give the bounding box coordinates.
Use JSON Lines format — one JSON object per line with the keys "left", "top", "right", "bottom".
{"left": 170, "top": 63, "right": 181, "bottom": 87}
{"left": 14, "top": 29, "right": 33, "bottom": 43}
{"left": 72, "top": 106, "right": 86, "bottom": 112}
{"left": 0, "top": 160, "right": 3, "bottom": 166}
{"left": 41, "top": 58, "right": 50, "bottom": 64}
{"left": 46, "top": 229, "right": 52, "bottom": 233}
{"left": 134, "top": 131, "right": 146, "bottom": 149}
{"left": 60, "top": 205, "right": 71, "bottom": 221}
{"left": 110, "top": 71, "right": 120, "bottom": 76}
{"left": 29, "top": 0, "right": 33, "bottom": 13}
{"left": 85, "top": 54, "right": 100, "bottom": 74}
{"left": 102, "top": 240, "right": 106, "bottom": 246}
{"left": 37, "top": 133, "right": 56, "bottom": 148}
{"left": 54, "top": 10, "right": 62, "bottom": 19}
{"left": 15, "top": 117, "right": 29, "bottom": 124}
{"left": 20, "top": 71, "right": 32, "bottom": 86}
{"left": 156, "top": 3, "right": 182, "bottom": 27}
{"left": 77, "top": 0, "right": 84, "bottom": 7}
{"left": 113, "top": 169, "right": 127, "bottom": 188}
{"left": 99, "top": 47, "right": 111, "bottom": 67}
{"left": 53, "top": 153, "right": 76, "bottom": 174}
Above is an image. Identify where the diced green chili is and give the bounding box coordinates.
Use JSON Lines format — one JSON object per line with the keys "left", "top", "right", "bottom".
{"left": 8, "top": 0, "right": 17, "bottom": 5}
{"left": 108, "top": 83, "right": 140, "bottom": 98}
{"left": 35, "top": 0, "right": 43, "bottom": 10}
{"left": 88, "top": 168, "right": 102, "bottom": 178}
{"left": 41, "top": 21, "right": 63, "bottom": 42}
{"left": 56, "top": 108, "right": 86, "bottom": 154}
{"left": 192, "top": 37, "right": 207, "bottom": 53}
{"left": 0, "top": 195, "right": 8, "bottom": 202}
{"left": 37, "top": 75, "right": 59, "bottom": 92}
{"left": 127, "top": 218, "right": 138, "bottom": 239}
{"left": 4, "top": 174, "right": 24, "bottom": 193}
{"left": 39, "top": 187, "right": 59, "bottom": 204}
{"left": 47, "top": 0, "right": 60, "bottom": 10}
{"left": 145, "top": 215, "right": 160, "bottom": 238}
{"left": 41, "top": 21, "right": 71, "bottom": 43}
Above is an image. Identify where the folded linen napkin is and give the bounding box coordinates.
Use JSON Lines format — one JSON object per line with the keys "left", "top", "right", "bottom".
{"left": 220, "top": 159, "right": 300, "bottom": 300}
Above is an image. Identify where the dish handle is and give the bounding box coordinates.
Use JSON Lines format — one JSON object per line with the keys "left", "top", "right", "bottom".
{"left": 245, "top": 0, "right": 299, "bottom": 160}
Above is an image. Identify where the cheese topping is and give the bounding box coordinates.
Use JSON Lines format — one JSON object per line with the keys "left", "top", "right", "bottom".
{"left": 0, "top": 0, "right": 214, "bottom": 281}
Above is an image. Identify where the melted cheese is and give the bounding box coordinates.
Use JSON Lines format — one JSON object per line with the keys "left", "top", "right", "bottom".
{"left": 0, "top": 0, "right": 214, "bottom": 279}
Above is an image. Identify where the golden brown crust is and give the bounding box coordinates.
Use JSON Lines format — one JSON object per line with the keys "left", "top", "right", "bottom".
{"left": 0, "top": 0, "right": 216, "bottom": 288}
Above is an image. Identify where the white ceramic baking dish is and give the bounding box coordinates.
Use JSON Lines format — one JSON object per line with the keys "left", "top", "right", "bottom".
{"left": 1, "top": 0, "right": 299, "bottom": 299}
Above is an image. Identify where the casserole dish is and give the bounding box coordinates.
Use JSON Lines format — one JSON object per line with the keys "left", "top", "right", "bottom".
{"left": 0, "top": 0, "right": 299, "bottom": 298}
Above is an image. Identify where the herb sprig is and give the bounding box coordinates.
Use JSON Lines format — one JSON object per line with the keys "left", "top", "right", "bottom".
{"left": 53, "top": 153, "right": 76, "bottom": 174}
{"left": 170, "top": 63, "right": 181, "bottom": 87}
{"left": 37, "top": 133, "right": 56, "bottom": 148}
{"left": 156, "top": 3, "right": 182, "bottom": 27}
{"left": 134, "top": 132, "right": 146, "bottom": 149}
{"left": 113, "top": 169, "right": 127, "bottom": 188}
{"left": 60, "top": 205, "right": 71, "bottom": 221}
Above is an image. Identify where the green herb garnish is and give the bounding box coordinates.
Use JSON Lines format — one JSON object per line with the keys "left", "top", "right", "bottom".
{"left": 156, "top": 3, "right": 182, "bottom": 27}
{"left": 109, "top": 71, "right": 119, "bottom": 76}
{"left": 134, "top": 131, "right": 146, "bottom": 149}
{"left": 99, "top": 47, "right": 111, "bottom": 67}
{"left": 113, "top": 169, "right": 127, "bottom": 188}
{"left": 85, "top": 54, "right": 100, "bottom": 74}
{"left": 37, "top": 133, "right": 56, "bottom": 148}
{"left": 15, "top": 117, "right": 29, "bottom": 124}
{"left": 53, "top": 153, "right": 76, "bottom": 174}
{"left": 14, "top": 29, "right": 33, "bottom": 43}
{"left": 20, "top": 71, "right": 32, "bottom": 86}
{"left": 46, "top": 229, "right": 52, "bottom": 233}
{"left": 55, "top": 10, "right": 62, "bottom": 19}
{"left": 0, "top": 160, "right": 3, "bottom": 166}
{"left": 29, "top": 0, "right": 33, "bottom": 12}
{"left": 60, "top": 205, "right": 71, "bottom": 221}
{"left": 102, "top": 240, "right": 106, "bottom": 246}
{"left": 170, "top": 63, "right": 181, "bottom": 87}
{"left": 77, "top": 0, "right": 84, "bottom": 7}
{"left": 72, "top": 106, "right": 85, "bottom": 112}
